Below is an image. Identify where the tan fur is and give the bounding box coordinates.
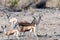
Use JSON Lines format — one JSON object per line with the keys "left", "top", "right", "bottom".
{"left": 17, "top": 25, "right": 34, "bottom": 32}
{"left": 16, "top": 25, "right": 36, "bottom": 36}
{"left": 5, "top": 29, "right": 18, "bottom": 36}
{"left": 5, "top": 29, "right": 19, "bottom": 39}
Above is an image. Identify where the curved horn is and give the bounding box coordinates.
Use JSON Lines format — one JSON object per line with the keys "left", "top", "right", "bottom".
{"left": 32, "top": 16, "right": 37, "bottom": 24}
{"left": 36, "top": 16, "right": 41, "bottom": 25}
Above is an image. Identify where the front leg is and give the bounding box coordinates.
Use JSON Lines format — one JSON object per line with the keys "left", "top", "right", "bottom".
{"left": 32, "top": 27, "right": 36, "bottom": 36}
{"left": 29, "top": 29, "right": 32, "bottom": 32}
{"left": 14, "top": 30, "right": 19, "bottom": 39}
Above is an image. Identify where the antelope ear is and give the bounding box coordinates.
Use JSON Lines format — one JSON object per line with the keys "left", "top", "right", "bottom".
{"left": 5, "top": 25, "right": 6, "bottom": 28}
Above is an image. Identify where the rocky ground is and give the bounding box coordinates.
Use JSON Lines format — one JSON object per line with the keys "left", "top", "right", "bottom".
{"left": 0, "top": 6, "right": 60, "bottom": 40}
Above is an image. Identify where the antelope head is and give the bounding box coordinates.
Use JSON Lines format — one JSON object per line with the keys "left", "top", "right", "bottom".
{"left": 32, "top": 15, "right": 41, "bottom": 25}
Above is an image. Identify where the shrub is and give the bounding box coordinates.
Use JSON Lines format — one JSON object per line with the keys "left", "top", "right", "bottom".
{"left": 8, "top": 0, "right": 20, "bottom": 8}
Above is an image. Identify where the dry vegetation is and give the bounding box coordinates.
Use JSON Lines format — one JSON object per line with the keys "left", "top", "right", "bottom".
{"left": 8, "top": 0, "right": 20, "bottom": 8}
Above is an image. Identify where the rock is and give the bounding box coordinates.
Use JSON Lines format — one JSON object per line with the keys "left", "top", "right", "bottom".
{"left": 46, "top": 0, "right": 60, "bottom": 8}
